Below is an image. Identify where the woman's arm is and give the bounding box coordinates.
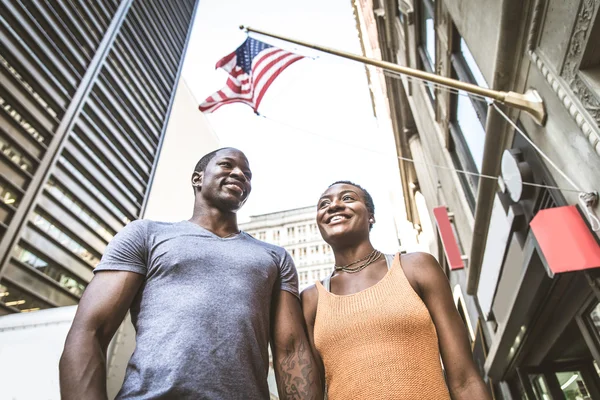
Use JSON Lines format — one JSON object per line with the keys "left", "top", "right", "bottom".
{"left": 403, "top": 252, "right": 492, "bottom": 400}
{"left": 300, "top": 285, "right": 326, "bottom": 393}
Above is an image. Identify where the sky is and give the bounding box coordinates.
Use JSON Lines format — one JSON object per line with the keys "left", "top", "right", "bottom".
{"left": 175, "top": 0, "right": 410, "bottom": 253}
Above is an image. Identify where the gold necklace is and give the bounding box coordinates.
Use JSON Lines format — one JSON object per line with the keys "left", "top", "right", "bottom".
{"left": 334, "top": 250, "right": 382, "bottom": 274}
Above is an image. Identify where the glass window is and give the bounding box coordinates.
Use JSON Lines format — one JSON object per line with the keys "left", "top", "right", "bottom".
{"left": 420, "top": 0, "right": 435, "bottom": 69}
{"left": 12, "top": 245, "right": 87, "bottom": 297}
{"left": 419, "top": 0, "right": 436, "bottom": 100}
{"left": 0, "top": 96, "right": 46, "bottom": 144}
{"left": 0, "top": 54, "right": 58, "bottom": 118}
{"left": 529, "top": 374, "right": 552, "bottom": 400}
{"left": 0, "top": 137, "right": 34, "bottom": 173}
{"left": 46, "top": 180, "right": 115, "bottom": 242}
{"left": 0, "top": 281, "right": 50, "bottom": 312}
{"left": 589, "top": 302, "right": 600, "bottom": 336}
{"left": 58, "top": 157, "right": 131, "bottom": 224}
{"left": 0, "top": 182, "right": 19, "bottom": 207}
{"left": 460, "top": 39, "right": 488, "bottom": 88}
{"left": 556, "top": 371, "right": 591, "bottom": 400}
{"left": 455, "top": 94, "right": 486, "bottom": 171}
{"left": 448, "top": 34, "right": 490, "bottom": 210}
{"left": 31, "top": 213, "right": 100, "bottom": 266}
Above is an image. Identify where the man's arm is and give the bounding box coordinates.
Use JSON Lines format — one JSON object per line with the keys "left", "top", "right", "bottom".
{"left": 59, "top": 270, "right": 143, "bottom": 400}
{"left": 270, "top": 290, "right": 324, "bottom": 400}
{"left": 404, "top": 253, "right": 492, "bottom": 400}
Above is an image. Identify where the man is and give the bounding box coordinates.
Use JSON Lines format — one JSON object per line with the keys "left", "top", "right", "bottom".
{"left": 60, "top": 148, "right": 322, "bottom": 399}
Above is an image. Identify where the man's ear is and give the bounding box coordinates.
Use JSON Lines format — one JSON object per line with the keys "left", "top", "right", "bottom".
{"left": 191, "top": 171, "right": 203, "bottom": 190}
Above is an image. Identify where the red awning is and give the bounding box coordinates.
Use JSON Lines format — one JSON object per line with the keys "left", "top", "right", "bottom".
{"left": 531, "top": 205, "right": 600, "bottom": 275}
{"left": 433, "top": 206, "right": 464, "bottom": 270}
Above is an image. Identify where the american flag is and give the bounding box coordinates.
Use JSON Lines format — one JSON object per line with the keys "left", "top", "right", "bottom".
{"left": 199, "top": 38, "right": 304, "bottom": 113}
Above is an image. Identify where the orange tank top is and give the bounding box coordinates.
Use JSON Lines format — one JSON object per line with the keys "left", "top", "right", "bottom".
{"left": 314, "top": 253, "right": 450, "bottom": 400}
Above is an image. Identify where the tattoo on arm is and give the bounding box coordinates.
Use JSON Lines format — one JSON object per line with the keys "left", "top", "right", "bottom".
{"left": 276, "top": 337, "right": 317, "bottom": 400}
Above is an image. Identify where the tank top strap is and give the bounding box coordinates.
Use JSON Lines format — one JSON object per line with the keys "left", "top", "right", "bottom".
{"left": 384, "top": 253, "right": 394, "bottom": 269}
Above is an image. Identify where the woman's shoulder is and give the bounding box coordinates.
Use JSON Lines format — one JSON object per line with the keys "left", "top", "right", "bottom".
{"left": 301, "top": 284, "right": 319, "bottom": 304}
{"left": 399, "top": 252, "right": 445, "bottom": 294}
{"left": 300, "top": 284, "right": 319, "bottom": 318}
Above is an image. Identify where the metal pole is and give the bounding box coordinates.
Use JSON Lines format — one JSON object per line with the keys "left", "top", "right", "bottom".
{"left": 240, "top": 25, "right": 547, "bottom": 126}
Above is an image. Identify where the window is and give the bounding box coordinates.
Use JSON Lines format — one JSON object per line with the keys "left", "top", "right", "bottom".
{"left": 419, "top": 0, "right": 436, "bottom": 100}
{"left": 298, "top": 225, "right": 306, "bottom": 241}
{"left": 0, "top": 54, "right": 58, "bottom": 118}
{"left": 12, "top": 245, "right": 87, "bottom": 297}
{"left": 258, "top": 231, "right": 266, "bottom": 240}
{"left": 46, "top": 180, "right": 115, "bottom": 242}
{"left": 0, "top": 96, "right": 46, "bottom": 144}
{"left": 59, "top": 157, "right": 131, "bottom": 224}
{"left": 0, "top": 181, "right": 19, "bottom": 207}
{"left": 448, "top": 34, "right": 489, "bottom": 211}
{"left": 0, "top": 136, "right": 34, "bottom": 173}
{"left": 31, "top": 212, "right": 100, "bottom": 266}
{"left": 0, "top": 281, "right": 50, "bottom": 312}
{"left": 273, "top": 230, "right": 280, "bottom": 242}
{"left": 589, "top": 303, "right": 600, "bottom": 336}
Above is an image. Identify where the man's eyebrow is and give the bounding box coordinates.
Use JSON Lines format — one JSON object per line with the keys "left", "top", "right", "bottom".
{"left": 218, "top": 156, "right": 251, "bottom": 170}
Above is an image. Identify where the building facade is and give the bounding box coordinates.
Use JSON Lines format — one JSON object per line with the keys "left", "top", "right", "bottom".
{"left": 355, "top": 0, "right": 600, "bottom": 398}
{"left": 0, "top": 0, "right": 199, "bottom": 315}
{"left": 142, "top": 78, "right": 220, "bottom": 222}
{"left": 240, "top": 206, "right": 335, "bottom": 291}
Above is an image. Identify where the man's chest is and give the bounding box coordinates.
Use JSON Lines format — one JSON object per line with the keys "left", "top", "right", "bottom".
{"left": 144, "top": 236, "right": 280, "bottom": 294}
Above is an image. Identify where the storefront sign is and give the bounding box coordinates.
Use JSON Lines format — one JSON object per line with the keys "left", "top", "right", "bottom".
{"left": 531, "top": 205, "right": 600, "bottom": 275}
{"left": 433, "top": 206, "right": 464, "bottom": 270}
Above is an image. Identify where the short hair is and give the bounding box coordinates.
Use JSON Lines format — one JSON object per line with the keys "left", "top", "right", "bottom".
{"left": 194, "top": 147, "right": 235, "bottom": 173}
{"left": 328, "top": 180, "right": 375, "bottom": 229}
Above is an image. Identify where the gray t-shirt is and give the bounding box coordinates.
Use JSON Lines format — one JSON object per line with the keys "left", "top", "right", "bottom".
{"left": 94, "top": 220, "right": 299, "bottom": 399}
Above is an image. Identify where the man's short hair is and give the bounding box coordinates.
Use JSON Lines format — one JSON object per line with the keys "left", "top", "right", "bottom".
{"left": 194, "top": 147, "right": 235, "bottom": 173}
{"left": 328, "top": 180, "right": 375, "bottom": 229}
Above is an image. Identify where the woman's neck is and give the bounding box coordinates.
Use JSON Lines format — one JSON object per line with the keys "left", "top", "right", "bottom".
{"left": 331, "top": 241, "right": 375, "bottom": 267}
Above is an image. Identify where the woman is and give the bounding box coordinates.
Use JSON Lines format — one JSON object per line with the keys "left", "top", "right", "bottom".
{"left": 301, "top": 181, "right": 492, "bottom": 399}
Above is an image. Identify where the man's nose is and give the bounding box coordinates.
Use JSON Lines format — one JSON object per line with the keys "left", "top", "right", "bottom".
{"left": 230, "top": 167, "right": 247, "bottom": 181}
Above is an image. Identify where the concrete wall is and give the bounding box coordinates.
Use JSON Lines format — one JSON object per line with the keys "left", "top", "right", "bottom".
{"left": 143, "top": 79, "right": 220, "bottom": 221}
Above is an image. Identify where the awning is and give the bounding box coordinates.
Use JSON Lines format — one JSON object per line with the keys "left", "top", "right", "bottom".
{"left": 433, "top": 206, "right": 464, "bottom": 270}
{"left": 531, "top": 205, "right": 600, "bottom": 275}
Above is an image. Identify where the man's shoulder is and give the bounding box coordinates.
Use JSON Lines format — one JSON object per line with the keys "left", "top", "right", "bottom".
{"left": 131, "top": 219, "right": 183, "bottom": 232}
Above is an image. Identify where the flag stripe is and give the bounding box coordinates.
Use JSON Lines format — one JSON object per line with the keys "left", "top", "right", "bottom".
{"left": 199, "top": 38, "right": 304, "bottom": 113}
{"left": 254, "top": 56, "right": 304, "bottom": 109}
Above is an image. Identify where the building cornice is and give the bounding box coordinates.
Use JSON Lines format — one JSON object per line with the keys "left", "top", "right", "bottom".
{"left": 527, "top": 0, "right": 600, "bottom": 156}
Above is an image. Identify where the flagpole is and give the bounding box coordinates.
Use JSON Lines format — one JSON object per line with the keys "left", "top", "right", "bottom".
{"left": 240, "top": 25, "right": 547, "bottom": 126}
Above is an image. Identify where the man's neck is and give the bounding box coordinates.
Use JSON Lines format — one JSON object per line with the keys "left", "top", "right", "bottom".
{"left": 189, "top": 204, "right": 239, "bottom": 238}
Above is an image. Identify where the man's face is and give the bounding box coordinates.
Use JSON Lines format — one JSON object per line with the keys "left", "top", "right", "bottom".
{"left": 194, "top": 149, "right": 252, "bottom": 212}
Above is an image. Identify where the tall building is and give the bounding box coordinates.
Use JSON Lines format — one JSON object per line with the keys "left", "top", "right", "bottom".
{"left": 355, "top": 0, "right": 600, "bottom": 398}
{"left": 240, "top": 206, "right": 335, "bottom": 291}
{"left": 0, "top": 0, "right": 199, "bottom": 315}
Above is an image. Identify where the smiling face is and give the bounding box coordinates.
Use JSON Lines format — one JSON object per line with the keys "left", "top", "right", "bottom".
{"left": 192, "top": 148, "right": 252, "bottom": 212}
{"left": 316, "top": 183, "right": 373, "bottom": 246}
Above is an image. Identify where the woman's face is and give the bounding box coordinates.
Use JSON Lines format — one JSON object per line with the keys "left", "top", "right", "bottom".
{"left": 316, "top": 183, "right": 372, "bottom": 245}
